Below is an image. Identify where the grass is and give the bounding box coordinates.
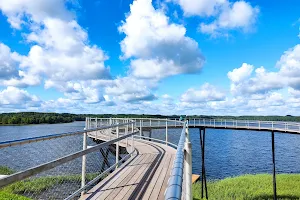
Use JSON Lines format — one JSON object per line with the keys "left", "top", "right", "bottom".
{"left": 0, "top": 166, "right": 101, "bottom": 200}
{"left": 0, "top": 166, "right": 15, "bottom": 175}
{"left": 193, "top": 174, "right": 300, "bottom": 200}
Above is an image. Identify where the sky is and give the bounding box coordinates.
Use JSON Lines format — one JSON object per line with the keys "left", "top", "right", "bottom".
{"left": 0, "top": 0, "right": 299, "bottom": 115}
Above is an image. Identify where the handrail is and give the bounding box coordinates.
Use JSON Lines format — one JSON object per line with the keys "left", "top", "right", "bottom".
{"left": 134, "top": 135, "right": 178, "bottom": 149}
{"left": 165, "top": 120, "right": 189, "bottom": 200}
{"left": 0, "top": 130, "right": 138, "bottom": 189}
{"left": 187, "top": 118, "right": 300, "bottom": 133}
{"left": 0, "top": 121, "right": 135, "bottom": 148}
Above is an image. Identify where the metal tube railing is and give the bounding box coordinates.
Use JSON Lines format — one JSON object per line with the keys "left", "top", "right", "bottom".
{"left": 0, "top": 126, "right": 138, "bottom": 189}
{"left": 165, "top": 120, "right": 191, "bottom": 200}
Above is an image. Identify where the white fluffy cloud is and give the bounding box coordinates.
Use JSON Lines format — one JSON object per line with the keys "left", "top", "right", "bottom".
{"left": 0, "top": 0, "right": 110, "bottom": 89}
{"left": 171, "top": 0, "right": 259, "bottom": 37}
{"left": 173, "top": 0, "right": 225, "bottom": 17}
{"left": 227, "top": 63, "right": 253, "bottom": 83}
{"left": 119, "top": 0, "right": 204, "bottom": 79}
{"left": 0, "top": 0, "right": 72, "bottom": 29}
{"left": 199, "top": 1, "right": 259, "bottom": 36}
{"left": 0, "top": 43, "right": 23, "bottom": 80}
{"left": 105, "top": 77, "right": 157, "bottom": 103}
{"left": 0, "top": 86, "right": 40, "bottom": 107}
{"left": 181, "top": 83, "right": 225, "bottom": 103}
{"left": 229, "top": 43, "right": 300, "bottom": 96}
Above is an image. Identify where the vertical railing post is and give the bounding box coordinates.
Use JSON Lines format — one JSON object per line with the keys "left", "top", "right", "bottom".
{"left": 116, "top": 120, "right": 119, "bottom": 169}
{"left": 126, "top": 118, "right": 129, "bottom": 147}
{"left": 81, "top": 117, "right": 88, "bottom": 195}
{"left": 166, "top": 118, "right": 168, "bottom": 145}
{"left": 150, "top": 119, "right": 152, "bottom": 127}
{"left": 194, "top": 118, "right": 195, "bottom": 127}
{"left": 184, "top": 120, "right": 192, "bottom": 200}
{"left": 131, "top": 122, "right": 134, "bottom": 156}
{"left": 214, "top": 119, "right": 215, "bottom": 127}
{"left": 175, "top": 118, "right": 177, "bottom": 127}
{"left": 272, "top": 131, "right": 277, "bottom": 200}
{"left": 140, "top": 119, "right": 142, "bottom": 139}
{"left": 259, "top": 121, "right": 261, "bottom": 130}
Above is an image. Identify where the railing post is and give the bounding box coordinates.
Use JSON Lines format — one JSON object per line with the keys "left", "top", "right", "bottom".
{"left": 272, "top": 121, "right": 274, "bottom": 130}
{"left": 259, "top": 121, "right": 261, "bottom": 130}
{"left": 116, "top": 120, "right": 119, "bottom": 169}
{"left": 131, "top": 122, "right": 134, "bottom": 156}
{"left": 225, "top": 119, "right": 226, "bottom": 128}
{"left": 150, "top": 119, "right": 152, "bottom": 127}
{"left": 272, "top": 131, "right": 277, "bottom": 200}
{"left": 126, "top": 119, "right": 129, "bottom": 147}
{"left": 214, "top": 119, "right": 215, "bottom": 127}
{"left": 185, "top": 121, "right": 192, "bottom": 200}
{"left": 166, "top": 118, "right": 168, "bottom": 145}
{"left": 194, "top": 118, "right": 195, "bottom": 127}
{"left": 81, "top": 118, "right": 88, "bottom": 196}
{"left": 140, "top": 120, "right": 142, "bottom": 139}
{"left": 175, "top": 118, "right": 177, "bottom": 127}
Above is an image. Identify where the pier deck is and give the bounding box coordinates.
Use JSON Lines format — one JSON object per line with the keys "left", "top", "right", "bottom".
{"left": 81, "top": 139, "right": 176, "bottom": 200}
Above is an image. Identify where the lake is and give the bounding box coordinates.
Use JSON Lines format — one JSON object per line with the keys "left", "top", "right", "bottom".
{"left": 1, "top": 121, "right": 300, "bottom": 180}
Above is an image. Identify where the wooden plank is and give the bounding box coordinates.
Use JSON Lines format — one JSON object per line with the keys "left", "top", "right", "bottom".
{"left": 83, "top": 154, "right": 144, "bottom": 200}
{"left": 83, "top": 140, "right": 177, "bottom": 200}
{"left": 89, "top": 154, "right": 151, "bottom": 200}
{"left": 111, "top": 154, "right": 158, "bottom": 200}
{"left": 149, "top": 154, "right": 172, "bottom": 200}
{"left": 192, "top": 174, "right": 200, "bottom": 183}
{"left": 157, "top": 154, "right": 175, "bottom": 199}
{"left": 141, "top": 154, "right": 170, "bottom": 200}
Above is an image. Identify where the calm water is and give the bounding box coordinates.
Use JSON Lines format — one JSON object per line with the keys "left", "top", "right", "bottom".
{"left": 1, "top": 122, "right": 300, "bottom": 180}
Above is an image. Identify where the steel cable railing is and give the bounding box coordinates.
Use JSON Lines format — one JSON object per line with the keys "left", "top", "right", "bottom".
{"left": 0, "top": 119, "right": 137, "bottom": 200}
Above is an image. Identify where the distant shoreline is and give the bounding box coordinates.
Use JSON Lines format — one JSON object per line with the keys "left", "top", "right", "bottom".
{"left": 0, "top": 121, "right": 83, "bottom": 126}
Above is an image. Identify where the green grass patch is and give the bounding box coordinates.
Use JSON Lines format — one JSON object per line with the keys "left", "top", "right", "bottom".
{"left": 193, "top": 174, "right": 300, "bottom": 200}
{"left": 0, "top": 166, "right": 15, "bottom": 175}
{"left": 0, "top": 166, "right": 101, "bottom": 200}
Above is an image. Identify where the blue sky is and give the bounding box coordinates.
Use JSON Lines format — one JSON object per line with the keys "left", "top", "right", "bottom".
{"left": 0, "top": 0, "right": 299, "bottom": 115}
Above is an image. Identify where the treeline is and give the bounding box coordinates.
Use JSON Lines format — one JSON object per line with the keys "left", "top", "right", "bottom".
{"left": 0, "top": 112, "right": 173, "bottom": 125}
{"left": 0, "top": 113, "right": 78, "bottom": 125}
{"left": 1, "top": 112, "right": 299, "bottom": 125}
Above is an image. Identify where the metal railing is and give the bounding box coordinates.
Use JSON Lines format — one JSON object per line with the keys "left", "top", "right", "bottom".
{"left": 0, "top": 118, "right": 137, "bottom": 200}
{"left": 165, "top": 120, "right": 192, "bottom": 200}
{"left": 187, "top": 118, "right": 300, "bottom": 133}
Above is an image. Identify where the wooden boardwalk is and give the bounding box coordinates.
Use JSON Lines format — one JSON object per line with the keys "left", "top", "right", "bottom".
{"left": 81, "top": 139, "right": 176, "bottom": 200}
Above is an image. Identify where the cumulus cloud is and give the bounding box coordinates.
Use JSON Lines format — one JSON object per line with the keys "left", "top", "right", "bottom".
{"left": 229, "top": 43, "right": 300, "bottom": 96}
{"left": 0, "top": 0, "right": 72, "bottom": 29}
{"left": 118, "top": 0, "right": 204, "bottom": 79}
{"left": 228, "top": 64, "right": 284, "bottom": 95}
{"left": 171, "top": 0, "right": 259, "bottom": 37}
{"left": 181, "top": 83, "right": 225, "bottom": 103}
{"left": 0, "top": 0, "right": 111, "bottom": 105}
{"left": 0, "top": 86, "right": 40, "bottom": 107}
{"left": 0, "top": 43, "right": 23, "bottom": 80}
{"left": 199, "top": 1, "right": 259, "bottom": 36}
{"left": 227, "top": 63, "right": 253, "bottom": 83}
{"left": 173, "top": 0, "right": 225, "bottom": 17}
{"left": 0, "top": 0, "right": 110, "bottom": 82}
{"left": 105, "top": 77, "right": 157, "bottom": 103}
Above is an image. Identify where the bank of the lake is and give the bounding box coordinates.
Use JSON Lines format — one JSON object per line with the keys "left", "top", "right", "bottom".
{"left": 193, "top": 174, "right": 300, "bottom": 200}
